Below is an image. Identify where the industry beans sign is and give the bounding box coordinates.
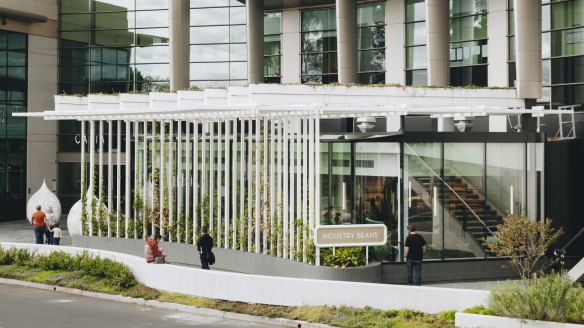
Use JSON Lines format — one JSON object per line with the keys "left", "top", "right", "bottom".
{"left": 314, "top": 224, "right": 387, "bottom": 247}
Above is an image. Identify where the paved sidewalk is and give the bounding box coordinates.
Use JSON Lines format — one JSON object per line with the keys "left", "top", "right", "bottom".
{"left": 0, "top": 219, "right": 502, "bottom": 291}
{"left": 0, "top": 219, "right": 72, "bottom": 246}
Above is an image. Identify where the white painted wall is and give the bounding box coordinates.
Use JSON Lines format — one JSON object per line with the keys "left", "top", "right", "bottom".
{"left": 27, "top": 35, "right": 58, "bottom": 200}
{"left": 0, "top": 242, "right": 489, "bottom": 313}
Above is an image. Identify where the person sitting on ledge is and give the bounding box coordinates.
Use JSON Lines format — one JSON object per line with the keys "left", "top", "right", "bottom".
{"left": 144, "top": 233, "right": 166, "bottom": 264}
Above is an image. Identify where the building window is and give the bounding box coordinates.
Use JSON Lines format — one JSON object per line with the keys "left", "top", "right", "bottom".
{"left": 449, "top": 0, "right": 488, "bottom": 87}
{"left": 300, "top": 8, "right": 338, "bottom": 84}
{"left": 264, "top": 12, "right": 282, "bottom": 83}
{"left": 357, "top": 2, "right": 386, "bottom": 84}
{"left": 190, "top": 1, "right": 247, "bottom": 88}
{"left": 0, "top": 30, "right": 27, "bottom": 215}
{"left": 405, "top": 0, "right": 427, "bottom": 85}
{"left": 540, "top": 0, "right": 584, "bottom": 109}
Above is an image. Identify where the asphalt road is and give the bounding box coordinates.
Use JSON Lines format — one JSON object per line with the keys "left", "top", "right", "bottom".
{"left": 0, "top": 284, "right": 274, "bottom": 328}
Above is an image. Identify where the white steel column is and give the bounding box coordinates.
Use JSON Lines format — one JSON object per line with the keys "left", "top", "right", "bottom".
{"left": 269, "top": 119, "right": 275, "bottom": 254}
{"left": 247, "top": 119, "right": 252, "bottom": 252}
{"left": 184, "top": 121, "right": 190, "bottom": 242}
{"left": 217, "top": 121, "right": 223, "bottom": 247}
{"left": 117, "top": 121, "right": 122, "bottom": 237}
{"left": 80, "top": 121, "right": 85, "bottom": 233}
{"left": 89, "top": 120, "right": 95, "bottom": 236}
{"left": 210, "top": 122, "right": 215, "bottom": 236}
{"left": 277, "top": 118, "right": 283, "bottom": 257}
{"left": 283, "top": 118, "right": 289, "bottom": 258}
{"left": 151, "top": 121, "right": 156, "bottom": 235}
{"left": 513, "top": 0, "right": 542, "bottom": 98}
{"left": 239, "top": 119, "right": 245, "bottom": 250}
{"left": 98, "top": 121, "right": 104, "bottom": 236}
{"left": 426, "top": 0, "right": 450, "bottom": 86}
{"left": 107, "top": 121, "right": 112, "bottom": 237}
{"left": 177, "top": 121, "right": 183, "bottom": 242}
{"left": 296, "top": 117, "right": 302, "bottom": 260}
{"left": 232, "top": 119, "right": 238, "bottom": 249}
{"left": 193, "top": 121, "right": 199, "bottom": 241}
{"left": 159, "top": 121, "right": 165, "bottom": 237}
{"left": 255, "top": 118, "right": 261, "bottom": 253}
{"left": 168, "top": 121, "right": 174, "bottom": 242}
{"left": 302, "top": 117, "right": 308, "bottom": 263}
{"left": 315, "top": 114, "right": 321, "bottom": 266}
{"left": 308, "top": 116, "right": 314, "bottom": 263}
{"left": 289, "top": 119, "right": 296, "bottom": 259}
{"left": 225, "top": 120, "right": 231, "bottom": 249}
{"left": 133, "top": 121, "right": 139, "bottom": 239}
{"left": 125, "top": 121, "right": 131, "bottom": 238}
{"left": 262, "top": 117, "right": 268, "bottom": 253}
{"left": 246, "top": 0, "right": 264, "bottom": 84}
{"left": 201, "top": 122, "right": 207, "bottom": 201}
{"left": 336, "top": 0, "right": 357, "bottom": 83}
{"left": 142, "top": 121, "right": 147, "bottom": 239}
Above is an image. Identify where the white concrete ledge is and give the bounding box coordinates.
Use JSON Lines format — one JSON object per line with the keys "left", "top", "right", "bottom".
{"left": 0, "top": 242, "right": 488, "bottom": 313}
{"left": 455, "top": 312, "right": 584, "bottom": 328}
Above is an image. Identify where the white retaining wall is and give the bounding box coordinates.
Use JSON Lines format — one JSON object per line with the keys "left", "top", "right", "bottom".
{"left": 0, "top": 242, "right": 489, "bottom": 313}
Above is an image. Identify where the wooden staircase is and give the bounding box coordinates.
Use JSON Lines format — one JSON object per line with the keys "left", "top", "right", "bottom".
{"left": 418, "top": 176, "right": 503, "bottom": 246}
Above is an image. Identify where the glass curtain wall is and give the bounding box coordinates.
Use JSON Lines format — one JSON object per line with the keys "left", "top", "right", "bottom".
{"left": 0, "top": 30, "right": 27, "bottom": 220}
{"left": 542, "top": 0, "right": 584, "bottom": 109}
{"left": 59, "top": 0, "right": 170, "bottom": 94}
{"left": 449, "top": 0, "right": 488, "bottom": 86}
{"left": 405, "top": 0, "right": 428, "bottom": 85}
{"left": 264, "top": 12, "right": 282, "bottom": 83}
{"left": 357, "top": 2, "right": 386, "bottom": 84}
{"left": 509, "top": 0, "right": 583, "bottom": 109}
{"left": 404, "top": 142, "right": 527, "bottom": 260}
{"left": 190, "top": 1, "right": 247, "bottom": 88}
{"left": 301, "top": 8, "right": 338, "bottom": 83}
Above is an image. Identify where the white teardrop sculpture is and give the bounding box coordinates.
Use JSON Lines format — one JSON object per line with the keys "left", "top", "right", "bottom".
{"left": 67, "top": 199, "right": 83, "bottom": 237}
{"left": 26, "top": 180, "right": 62, "bottom": 224}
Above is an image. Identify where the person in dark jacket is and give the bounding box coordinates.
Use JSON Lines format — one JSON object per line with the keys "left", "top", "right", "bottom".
{"left": 404, "top": 224, "right": 427, "bottom": 286}
{"left": 196, "top": 225, "right": 214, "bottom": 270}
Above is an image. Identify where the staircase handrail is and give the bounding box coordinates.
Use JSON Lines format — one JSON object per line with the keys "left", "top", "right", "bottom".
{"left": 405, "top": 144, "right": 496, "bottom": 238}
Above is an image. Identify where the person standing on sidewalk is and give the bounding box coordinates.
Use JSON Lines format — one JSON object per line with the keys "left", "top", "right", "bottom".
{"left": 404, "top": 224, "right": 427, "bottom": 286}
{"left": 196, "top": 226, "right": 214, "bottom": 270}
{"left": 49, "top": 223, "right": 62, "bottom": 245}
{"left": 31, "top": 205, "right": 47, "bottom": 244}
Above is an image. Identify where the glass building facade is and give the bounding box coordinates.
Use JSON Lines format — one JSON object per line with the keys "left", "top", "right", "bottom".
{"left": 0, "top": 30, "right": 27, "bottom": 218}
{"left": 449, "top": 0, "right": 488, "bottom": 86}
{"left": 301, "top": 8, "right": 338, "bottom": 83}
{"left": 357, "top": 2, "right": 386, "bottom": 84}
{"left": 264, "top": 12, "right": 282, "bottom": 83}
{"left": 405, "top": 0, "right": 428, "bottom": 85}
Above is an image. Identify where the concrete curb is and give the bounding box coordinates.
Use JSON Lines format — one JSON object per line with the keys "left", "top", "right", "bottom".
{"left": 0, "top": 278, "right": 334, "bottom": 328}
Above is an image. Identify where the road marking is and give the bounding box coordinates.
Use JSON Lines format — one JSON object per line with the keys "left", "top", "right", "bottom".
{"left": 48, "top": 299, "right": 74, "bottom": 303}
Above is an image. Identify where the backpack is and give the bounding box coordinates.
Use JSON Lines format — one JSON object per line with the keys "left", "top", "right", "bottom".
{"left": 207, "top": 251, "right": 215, "bottom": 265}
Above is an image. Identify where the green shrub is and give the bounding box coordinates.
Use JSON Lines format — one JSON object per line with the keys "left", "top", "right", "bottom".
{"left": 0, "top": 248, "right": 33, "bottom": 266}
{"left": 489, "top": 273, "right": 584, "bottom": 324}
{"left": 462, "top": 306, "right": 495, "bottom": 316}
{"left": 322, "top": 247, "right": 366, "bottom": 268}
{"left": 437, "top": 310, "right": 456, "bottom": 321}
{"left": 31, "top": 251, "right": 75, "bottom": 271}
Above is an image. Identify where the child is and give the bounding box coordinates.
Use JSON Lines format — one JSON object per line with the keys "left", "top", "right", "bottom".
{"left": 49, "top": 223, "right": 62, "bottom": 245}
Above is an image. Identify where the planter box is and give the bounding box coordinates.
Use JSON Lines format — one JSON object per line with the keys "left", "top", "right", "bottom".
{"left": 88, "top": 94, "right": 120, "bottom": 111}
{"left": 149, "top": 92, "right": 177, "bottom": 110}
{"left": 455, "top": 312, "right": 584, "bottom": 328}
{"left": 177, "top": 90, "right": 204, "bottom": 109}
{"left": 54, "top": 95, "right": 87, "bottom": 111}
{"left": 228, "top": 86, "right": 250, "bottom": 105}
{"left": 204, "top": 88, "right": 228, "bottom": 105}
{"left": 119, "top": 94, "right": 150, "bottom": 110}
